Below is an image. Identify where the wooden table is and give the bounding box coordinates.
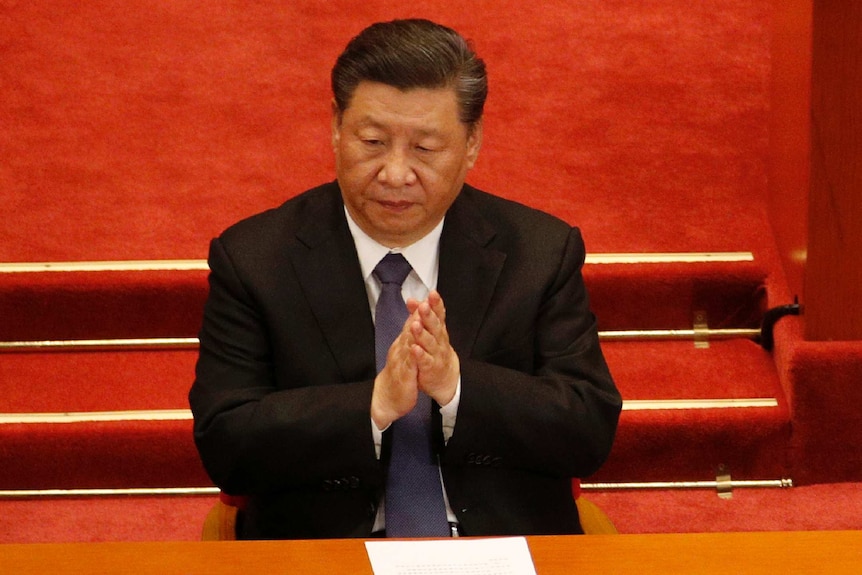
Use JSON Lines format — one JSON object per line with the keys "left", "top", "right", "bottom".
{"left": 1, "top": 531, "right": 860, "bottom": 574}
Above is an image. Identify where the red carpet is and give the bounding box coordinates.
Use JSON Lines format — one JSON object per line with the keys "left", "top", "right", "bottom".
{"left": 3, "top": 483, "right": 862, "bottom": 543}
{"left": 0, "top": 262, "right": 784, "bottom": 489}
{"left": 2, "top": 0, "right": 862, "bottom": 543}
{"left": 2, "top": 0, "right": 774, "bottom": 260}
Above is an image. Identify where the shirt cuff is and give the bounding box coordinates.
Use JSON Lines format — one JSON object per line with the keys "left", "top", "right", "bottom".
{"left": 440, "top": 377, "right": 461, "bottom": 443}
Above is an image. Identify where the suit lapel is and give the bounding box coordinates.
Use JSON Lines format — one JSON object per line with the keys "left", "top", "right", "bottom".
{"left": 287, "top": 184, "right": 377, "bottom": 382}
{"left": 284, "top": 184, "right": 505, "bottom": 379}
{"left": 437, "top": 189, "right": 506, "bottom": 356}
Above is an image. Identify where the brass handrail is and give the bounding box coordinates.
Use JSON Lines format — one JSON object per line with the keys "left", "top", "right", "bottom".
{"left": 0, "top": 478, "right": 793, "bottom": 500}
{"left": 0, "top": 328, "right": 762, "bottom": 352}
{"left": 0, "top": 252, "right": 755, "bottom": 273}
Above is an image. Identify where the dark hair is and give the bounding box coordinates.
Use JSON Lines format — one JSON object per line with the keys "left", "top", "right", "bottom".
{"left": 331, "top": 19, "right": 487, "bottom": 128}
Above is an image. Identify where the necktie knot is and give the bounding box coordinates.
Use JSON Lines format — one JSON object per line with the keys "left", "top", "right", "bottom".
{"left": 373, "top": 253, "right": 412, "bottom": 286}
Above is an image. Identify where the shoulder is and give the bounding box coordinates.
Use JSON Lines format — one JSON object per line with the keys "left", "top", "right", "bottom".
{"left": 207, "top": 182, "right": 346, "bottom": 279}
{"left": 453, "top": 184, "right": 581, "bottom": 251}
{"left": 221, "top": 183, "right": 340, "bottom": 239}
{"left": 216, "top": 182, "right": 343, "bottom": 252}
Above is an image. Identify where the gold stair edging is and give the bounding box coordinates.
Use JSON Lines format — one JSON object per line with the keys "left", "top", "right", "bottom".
{"left": 0, "top": 410, "right": 193, "bottom": 424}
{"left": 622, "top": 398, "right": 778, "bottom": 410}
{"left": 0, "top": 398, "right": 779, "bottom": 425}
{"left": 0, "top": 478, "right": 793, "bottom": 500}
{"left": 599, "top": 328, "right": 761, "bottom": 341}
{"left": 0, "top": 252, "right": 755, "bottom": 273}
{"left": 0, "top": 260, "right": 210, "bottom": 273}
{"left": 0, "top": 487, "right": 220, "bottom": 499}
{"left": 0, "top": 338, "right": 200, "bottom": 352}
{"left": 581, "top": 478, "right": 793, "bottom": 491}
{"left": 586, "top": 252, "right": 754, "bottom": 264}
{"left": 0, "top": 328, "right": 763, "bottom": 352}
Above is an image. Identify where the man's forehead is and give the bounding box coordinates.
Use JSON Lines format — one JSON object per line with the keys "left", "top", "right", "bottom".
{"left": 345, "top": 81, "right": 458, "bottom": 109}
{"left": 341, "top": 83, "right": 464, "bottom": 134}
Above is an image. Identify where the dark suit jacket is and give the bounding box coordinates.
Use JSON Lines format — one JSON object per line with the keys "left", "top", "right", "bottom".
{"left": 189, "top": 181, "right": 621, "bottom": 539}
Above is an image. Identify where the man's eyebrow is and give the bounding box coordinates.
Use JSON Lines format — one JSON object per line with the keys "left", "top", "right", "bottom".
{"left": 354, "top": 117, "right": 445, "bottom": 138}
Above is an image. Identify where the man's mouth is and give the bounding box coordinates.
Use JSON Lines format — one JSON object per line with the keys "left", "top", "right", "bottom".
{"left": 378, "top": 200, "right": 413, "bottom": 212}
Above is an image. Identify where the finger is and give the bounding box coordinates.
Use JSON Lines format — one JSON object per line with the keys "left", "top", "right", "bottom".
{"left": 405, "top": 298, "right": 421, "bottom": 314}
{"left": 391, "top": 329, "right": 419, "bottom": 364}
{"left": 415, "top": 300, "right": 445, "bottom": 337}
{"left": 410, "top": 319, "right": 440, "bottom": 356}
{"left": 411, "top": 342, "right": 438, "bottom": 377}
{"left": 427, "top": 290, "right": 447, "bottom": 323}
{"left": 372, "top": 349, "right": 420, "bottom": 427}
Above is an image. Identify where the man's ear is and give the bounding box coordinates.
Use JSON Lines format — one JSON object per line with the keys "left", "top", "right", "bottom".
{"left": 466, "top": 119, "right": 483, "bottom": 168}
{"left": 330, "top": 99, "right": 342, "bottom": 149}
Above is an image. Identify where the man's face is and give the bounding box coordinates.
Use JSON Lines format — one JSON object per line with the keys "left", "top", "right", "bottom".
{"left": 332, "top": 81, "right": 482, "bottom": 248}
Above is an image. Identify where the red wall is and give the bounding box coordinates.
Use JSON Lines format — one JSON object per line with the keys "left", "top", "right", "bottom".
{"left": 767, "top": 0, "right": 811, "bottom": 303}
{"left": 768, "top": 0, "right": 862, "bottom": 341}
{"left": 805, "top": 1, "right": 862, "bottom": 341}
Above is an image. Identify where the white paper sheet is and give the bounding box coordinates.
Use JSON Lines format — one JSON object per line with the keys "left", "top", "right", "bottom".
{"left": 365, "top": 537, "right": 538, "bottom": 575}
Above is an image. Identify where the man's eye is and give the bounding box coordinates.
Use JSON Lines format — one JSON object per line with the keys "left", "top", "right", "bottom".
{"left": 362, "top": 139, "right": 383, "bottom": 146}
{"left": 415, "top": 145, "right": 435, "bottom": 153}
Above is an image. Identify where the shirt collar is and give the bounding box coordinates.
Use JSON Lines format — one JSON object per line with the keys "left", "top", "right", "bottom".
{"left": 344, "top": 206, "right": 442, "bottom": 290}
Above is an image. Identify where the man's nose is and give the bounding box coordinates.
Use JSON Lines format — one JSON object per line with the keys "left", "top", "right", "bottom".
{"left": 378, "top": 149, "right": 417, "bottom": 187}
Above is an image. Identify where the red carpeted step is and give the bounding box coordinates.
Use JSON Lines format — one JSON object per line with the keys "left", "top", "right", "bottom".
{"left": 0, "top": 259, "right": 779, "bottom": 489}
{"left": 0, "top": 349, "right": 207, "bottom": 489}
{"left": 591, "top": 339, "right": 791, "bottom": 483}
{"left": 0, "top": 495, "right": 218, "bottom": 543}
{"left": 4, "top": 483, "right": 862, "bottom": 543}
{"left": 0, "top": 269, "right": 208, "bottom": 341}
{"left": 0, "top": 257, "right": 767, "bottom": 341}
{"left": 0, "top": 340, "right": 790, "bottom": 489}
{"left": 584, "top": 259, "right": 767, "bottom": 331}
{"left": 603, "top": 339, "right": 784, "bottom": 400}
{"left": 1, "top": 350, "right": 197, "bottom": 413}
{"left": 593, "top": 405, "right": 791, "bottom": 483}
{"left": 1, "top": 350, "right": 196, "bottom": 413}
{"left": 0, "top": 419, "right": 209, "bottom": 490}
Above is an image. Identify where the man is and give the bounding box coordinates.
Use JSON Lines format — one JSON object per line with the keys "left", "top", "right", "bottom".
{"left": 190, "top": 18, "right": 621, "bottom": 540}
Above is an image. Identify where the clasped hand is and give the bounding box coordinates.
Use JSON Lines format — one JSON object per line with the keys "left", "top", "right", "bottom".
{"left": 370, "top": 290, "right": 460, "bottom": 430}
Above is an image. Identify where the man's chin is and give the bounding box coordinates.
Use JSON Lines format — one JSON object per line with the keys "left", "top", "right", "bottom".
{"left": 370, "top": 220, "right": 427, "bottom": 247}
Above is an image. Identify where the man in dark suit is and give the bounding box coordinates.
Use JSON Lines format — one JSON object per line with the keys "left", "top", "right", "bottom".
{"left": 189, "top": 18, "right": 621, "bottom": 540}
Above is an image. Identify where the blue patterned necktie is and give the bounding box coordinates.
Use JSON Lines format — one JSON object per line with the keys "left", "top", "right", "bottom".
{"left": 373, "top": 253, "right": 450, "bottom": 538}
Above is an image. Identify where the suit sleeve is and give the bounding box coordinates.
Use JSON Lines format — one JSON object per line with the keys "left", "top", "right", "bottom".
{"left": 189, "top": 237, "right": 382, "bottom": 495}
{"left": 443, "top": 227, "right": 622, "bottom": 479}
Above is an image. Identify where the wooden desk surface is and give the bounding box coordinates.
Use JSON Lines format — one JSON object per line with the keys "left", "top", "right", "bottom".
{"left": 1, "top": 531, "right": 860, "bottom": 574}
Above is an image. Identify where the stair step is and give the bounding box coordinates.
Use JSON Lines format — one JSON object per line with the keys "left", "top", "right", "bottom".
{"left": 1, "top": 337, "right": 789, "bottom": 489}
{"left": 0, "top": 418, "right": 209, "bottom": 490}
{"left": 594, "top": 339, "right": 790, "bottom": 483}
{"left": 0, "top": 255, "right": 782, "bottom": 488}
{"left": 584, "top": 259, "right": 767, "bottom": 331}
{"left": 603, "top": 339, "right": 784, "bottom": 401}
{"left": 0, "top": 494, "right": 217, "bottom": 543}
{"left": 0, "top": 349, "right": 205, "bottom": 490}
{"left": 1, "top": 350, "right": 196, "bottom": 413}
{"left": 592, "top": 404, "right": 791, "bottom": 483}
{"left": 0, "top": 256, "right": 767, "bottom": 341}
{"left": 0, "top": 269, "right": 209, "bottom": 341}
